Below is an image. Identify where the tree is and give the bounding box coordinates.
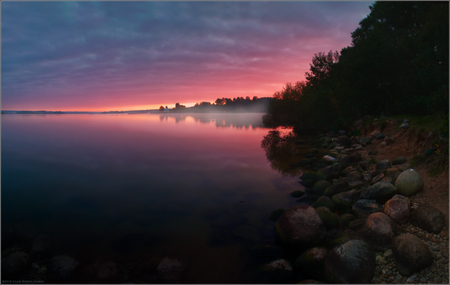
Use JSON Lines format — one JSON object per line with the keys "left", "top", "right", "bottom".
{"left": 159, "top": 106, "right": 165, "bottom": 111}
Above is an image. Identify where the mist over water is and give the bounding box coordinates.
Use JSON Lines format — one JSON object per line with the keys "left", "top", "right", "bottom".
{"left": 1, "top": 113, "right": 304, "bottom": 283}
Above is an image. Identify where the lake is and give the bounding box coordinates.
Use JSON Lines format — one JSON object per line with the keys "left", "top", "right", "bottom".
{"left": 1, "top": 113, "right": 308, "bottom": 283}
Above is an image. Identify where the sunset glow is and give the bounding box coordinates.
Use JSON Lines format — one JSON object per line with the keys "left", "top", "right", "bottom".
{"left": 1, "top": 1, "right": 372, "bottom": 112}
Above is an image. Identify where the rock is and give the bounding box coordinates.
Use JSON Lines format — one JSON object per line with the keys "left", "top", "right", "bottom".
{"left": 399, "top": 122, "right": 409, "bottom": 128}
{"left": 392, "top": 233, "right": 433, "bottom": 276}
{"left": 323, "top": 155, "right": 336, "bottom": 162}
{"left": 311, "top": 180, "right": 332, "bottom": 196}
{"left": 326, "top": 229, "right": 363, "bottom": 248}
{"left": 362, "top": 212, "right": 395, "bottom": 250}
{"left": 300, "top": 172, "right": 316, "bottom": 187}
{"left": 384, "top": 168, "right": 401, "bottom": 181}
{"left": 370, "top": 130, "right": 381, "bottom": 138}
{"left": 384, "top": 196, "right": 410, "bottom": 224}
{"left": 1, "top": 252, "right": 31, "bottom": 279}
{"left": 97, "top": 261, "right": 119, "bottom": 283}
{"left": 376, "top": 133, "right": 386, "bottom": 139}
{"left": 376, "top": 159, "right": 391, "bottom": 171}
{"left": 316, "top": 164, "right": 341, "bottom": 181}
{"left": 352, "top": 144, "right": 363, "bottom": 150}
{"left": 346, "top": 171, "right": 366, "bottom": 188}
{"left": 290, "top": 190, "right": 304, "bottom": 198}
{"left": 275, "top": 205, "right": 326, "bottom": 252}
{"left": 254, "top": 259, "right": 297, "bottom": 284}
{"left": 410, "top": 205, "right": 445, "bottom": 234}
{"left": 156, "top": 257, "right": 186, "bottom": 283}
{"left": 47, "top": 255, "right": 79, "bottom": 283}
{"left": 392, "top": 156, "right": 408, "bottom": 165}
{"left": 338, "top": 130, "right": 346, "bottom": 135}
{"left": 339, "top": 213, "right": 356, "bottom": 228}
{"left": 380, "top": 142, "right": 387, "bottom": 148}
{"left": 312, "top": 196, "right": 336, "bottom": 212}
{"left": 337, "top": 136, "right": 352, "bottom": 148}
{"left": 323, "top": 179, "right": 349, "bottom": 197}
{"left": 359, "top": 137, "right": 372, "bottom": 146}
{"left": 337, "top": 153, "right": 362, "bottom": 169}
{"left": 294, "top": 247, "right": 328, "bottom": 278}
{"left": 384, "top": 136, "right": 394, "bottom": 145}
{"left": 397, "top": 163, "right": 413, "bottom": 172}
{"left": 352, "top": 199, "right": 379, "bottom": 219}
{"left": 341, "top": 166, "right": 356, "bottom": 176}
{"left": 30, "top": 234, "right": 53, "bottom": 258}
{"left": 331, "top": 189, "right": 362, "bottom": 211}
{"left": 316, "top": 206, "right": 340, "bottom": 230}
{"left": 360, "top": 182, "right": 398, "bottom": 203}
{"left": 299, "top": 179, "right": 315, "bottom": 188}
{"left": 395, "top": 169, "right": 424, "bottom": 197}
{"left": 372, "top": 173, "right": 385, "bottom": 184}
{"left": 324, "top": 240, "right": 375, "bottom": 283}
{"left": 269, "top": 209, "right": 285, "bottom": 222}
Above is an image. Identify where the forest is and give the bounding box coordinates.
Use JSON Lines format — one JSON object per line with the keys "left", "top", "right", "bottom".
{"left": 263, "top": 1, "right": 449, "bottom": 134}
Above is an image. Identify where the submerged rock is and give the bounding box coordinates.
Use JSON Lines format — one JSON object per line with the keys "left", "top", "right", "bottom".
{"left": 275, "top": 205, "right": 326, "bottom": 252}
{"left": 294, "top": 247, "right": 328, "bottom": 279}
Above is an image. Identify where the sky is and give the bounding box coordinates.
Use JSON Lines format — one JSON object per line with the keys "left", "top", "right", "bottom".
{"left": 1, "top": 1, "right": 373, "bottom": 112}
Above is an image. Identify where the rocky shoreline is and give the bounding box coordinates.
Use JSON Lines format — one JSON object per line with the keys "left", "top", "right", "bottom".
{"left": 260, "top": 127, "right": 449, "bottom": 284}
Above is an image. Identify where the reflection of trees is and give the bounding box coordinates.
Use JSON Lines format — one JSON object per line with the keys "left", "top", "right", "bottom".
{"left": 159, "top": 113, "right": 266, "bottom": 129}
{"left": 261, "top": 130, "right": 301, "bottom": 176}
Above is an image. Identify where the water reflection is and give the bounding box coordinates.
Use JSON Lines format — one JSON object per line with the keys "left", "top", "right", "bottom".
{"left": 261, "top": 129, "right": 304, "bottom": 177}
{"left": 158, "top": 113, "right": 265, "bottom": 129}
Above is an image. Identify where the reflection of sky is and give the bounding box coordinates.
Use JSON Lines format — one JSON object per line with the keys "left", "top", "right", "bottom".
{"left": 2, "top": 2, "right": 372, "bottom": 111}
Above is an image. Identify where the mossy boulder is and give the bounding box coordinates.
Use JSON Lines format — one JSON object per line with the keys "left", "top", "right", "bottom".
{"left": 294, "top": 247, "right": 328, "bottom": 278}
{"left": 311, "top": 181, "right": 332, "bottom": 196}
{"left": 316, "top": 164, "right": 341, "bottom": 181}
{"left": 323, "top": 179, "right": 349, "bottom": 197}
{"left": 312, "top": 196, "right": 336, "bottom": 212}
{"left": 339, "top": 213, "right": 356, "bottom": 228}
{"left": 316, "top": 206, "right": 340, "bottom": 230}
{"left": 392, "top": 156, "right": 408, "bottom": 165}
{"left": 331, "top": 189, "right": 362, "bottom": 211}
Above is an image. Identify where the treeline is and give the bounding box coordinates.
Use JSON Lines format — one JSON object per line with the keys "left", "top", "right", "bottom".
{"left": 168, "top": 96, "right": 274, "bottom": 113}
{"left": 264, "top": 1, "right": 449, "bottom": 134}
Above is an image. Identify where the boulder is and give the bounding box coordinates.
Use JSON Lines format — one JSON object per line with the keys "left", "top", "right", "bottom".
{"left": 324, "top": 240, "right": 375, "bottom": 283}
{"left": 370, "top": 130, "right": 381, "bottom": 138}
{"left": 395, "top": 169, "right": 424, "bottom": 197}
{"left": 156, "top": 257, "right": 186, "bottom": 283}
{"left": 346, "top": 171, "right": 366, "bottom": 188}
{"left": 323, "top": 179, "right": 349, "bottom": 197}
{"left": 97, "top": 261, "right": 120, "bottom": 283}
{"left": 392, "top": 156, "right": 408, "bottom": 165}
{"left": 331, "top": 189, "right": 362, "bottom": 211}
{"left": 316, "top": 206, "right": 340, "bottom": 230}
{"left": 410, "top": 205, "right": 445, "bottom": 234}
{"left": 294, "top": 247, "right": 328, "bottom": 278}
{"left": 399, "top": 122, "right": 409, "bottom": 128}
{"left": 275, "top": 206, "right": 326, "bottom": 252}
{"left": 371, "top": 173, "right": 385, "bottom": 184}
{"left": 312, "top": 196, "right": 336, "bottom": 212}
{"left": 341, "top": 166, "right": 356, "bottom": 176}
{"left": 254, "top": 259, "right": 297, "bottom": 284}
{"left": 269, "top": 209, "right": 285, "bottom": 222}
{"left": 1, "top": 252, "right": 31, "bottom": 279}
{"left": 337, "top": 153, "right": 362, "bottom": 169}
{"left": 337, "top": 136, "right": 352, "bottom": 148}
{"left": 316, "top": 164, "right": 342, "bottom": 181}
{"left": 384, "top": 196, "right": 410, "bottom": 224}
{"left": 311, "top": 181, "right": 332, "bottom": 196}
{"left": 47, "top": 255, "right": 79, "bottom": 283}
{"left": 352, "top": 199, "right": 379, "bottom": 219}
{"left": 326, "top": 229, "right": 362, "bottom": 249}
{"left": 359, "top": 137, "right": 372, "bottom": 146}
{"left": 323, "top": 155, "right": 336, "bottom": 162}
{"left": 362, "top": 212, "right": 395, "bottom": 250}
{"left": 384, "top": 168, "right": 401, "bottom": 182}
{"left": 300, "top": 172, "right": 316, "bottom": 187}
{"left": 380, "top": 141, "right": 387, "bottom": 148}
{"left": 376, "top": 159, "right": 391, "bottom": 171}
{"left": 360, "top": 182, "right": 398, "bottom": 203}
{"left": 376, "top": 133, "right": 385, "bottom": 139}
{"left": 397, "top": 163, "right": 413, "bottom": 172}
{"left": 391, "top": 233, "right": 433, "bottom": 276}
{"left": 339, "top": 213, "right": 356, "bottom": 228}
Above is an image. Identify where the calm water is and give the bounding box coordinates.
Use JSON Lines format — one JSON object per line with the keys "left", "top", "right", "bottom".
{"left": 1, "top": 113, "right": 306, "bottom": 283}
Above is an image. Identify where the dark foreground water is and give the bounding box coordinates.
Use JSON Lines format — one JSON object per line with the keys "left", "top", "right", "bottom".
{"left": 1, "top": 113, "right": 307, "bottom": 283}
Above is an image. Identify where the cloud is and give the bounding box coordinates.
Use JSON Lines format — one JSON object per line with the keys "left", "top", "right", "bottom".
{"left": 1, "top": 1, "right": 372, "bottom": 111}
